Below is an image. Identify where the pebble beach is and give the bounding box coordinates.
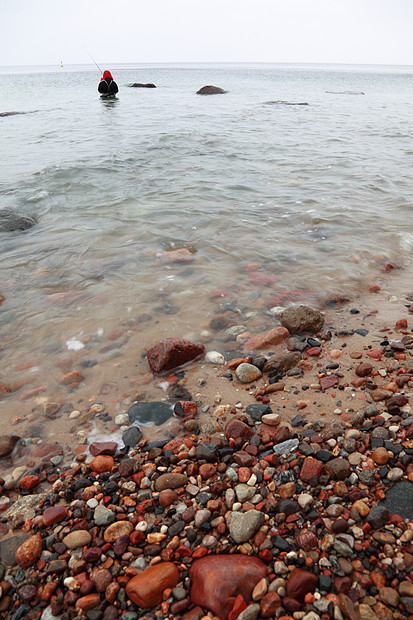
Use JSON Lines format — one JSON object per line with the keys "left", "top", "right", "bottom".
{"left": 0, "top": 262, "right": 413, "bottom": 620}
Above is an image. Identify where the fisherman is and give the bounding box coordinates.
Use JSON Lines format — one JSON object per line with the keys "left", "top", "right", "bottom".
{"left": 98, "top": 70, "right": 118, "bottom": 97}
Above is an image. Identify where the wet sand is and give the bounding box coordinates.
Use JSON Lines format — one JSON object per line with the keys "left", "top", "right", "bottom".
{"left": 0, "top": 260, "right": 412, "bottom": 475}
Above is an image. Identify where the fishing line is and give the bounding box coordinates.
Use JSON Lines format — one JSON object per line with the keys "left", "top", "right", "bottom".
{"left": 85, "top": 49, "right": 103, "bottom": 73}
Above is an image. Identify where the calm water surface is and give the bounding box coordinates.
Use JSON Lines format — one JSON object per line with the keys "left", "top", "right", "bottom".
{"left": 0, "top": 62, "right": 412, "bottom": 444}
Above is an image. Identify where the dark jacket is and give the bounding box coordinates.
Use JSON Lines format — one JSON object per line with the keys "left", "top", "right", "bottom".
{"left": 98, "top": 79, "right": 119, "bottom": 96}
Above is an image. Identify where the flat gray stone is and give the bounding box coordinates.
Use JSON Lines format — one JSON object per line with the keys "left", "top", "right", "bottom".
{"left": 226, "top": 509, "right": 265, "bottom": 543}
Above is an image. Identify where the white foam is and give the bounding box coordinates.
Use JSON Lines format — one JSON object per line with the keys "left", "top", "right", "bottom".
{"left": 66, "top": 337, "right": 84, "bottom": 351}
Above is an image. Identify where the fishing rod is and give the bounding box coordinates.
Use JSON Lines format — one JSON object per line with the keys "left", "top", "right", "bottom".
{"left": 85, "top": 49, "right": 103, "bottom": 74}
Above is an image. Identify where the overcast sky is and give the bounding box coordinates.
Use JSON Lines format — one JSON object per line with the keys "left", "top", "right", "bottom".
{"left": 1, "top": 0, "right": 412, "bottom": 67}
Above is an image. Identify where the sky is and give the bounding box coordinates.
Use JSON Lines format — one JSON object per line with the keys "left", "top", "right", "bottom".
{"left": 1, "top": 0, "right": 413, "bottom": 67}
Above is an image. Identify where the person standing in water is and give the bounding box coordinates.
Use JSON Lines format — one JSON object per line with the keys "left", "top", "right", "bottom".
{"left": 98, "top": 70, "right": 118, "bottom": 97}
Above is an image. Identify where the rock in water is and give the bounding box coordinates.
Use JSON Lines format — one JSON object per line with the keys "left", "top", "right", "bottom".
{"left": 196, "top": 85, "right": 227, "bottom": 95}
{"left": 279, "top": 304, "right": 325, "bottom": 333}
{"left": 189, "top": 555, "right": 267, "bottom": 618}
{"left": 127, "top": 401, "right": 174, "bottom": 426}
{"left": 0, "top": 435, "right": 20, "bottom": 457}
{"left": 146, "top": 338, "right": 205, "bottom": 374}
{"left": 125, "top": 562, "right": 179, "bottom": 607}
{"left": 0, "top": 207, "right": 37, "bottom": 232}
{"left": 129, "top": 83, "right": 156, "bottom": 88}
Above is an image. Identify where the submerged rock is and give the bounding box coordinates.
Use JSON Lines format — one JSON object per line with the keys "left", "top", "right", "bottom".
{"left": 0, "top": 207, "right": 37, "bottom": 232}
{"left": 196, "top": 85, "right": 227, "bottom": 95}
{"left": 127, "top": 401, "right": 174, "bottom": 426}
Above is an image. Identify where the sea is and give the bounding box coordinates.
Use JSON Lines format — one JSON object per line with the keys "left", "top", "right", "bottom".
{"left": 0, "top": 62, "right": 412, "bottom": 448}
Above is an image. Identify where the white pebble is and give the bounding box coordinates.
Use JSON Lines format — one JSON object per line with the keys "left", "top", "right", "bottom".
{"left": 136, "top": 521, "right": 148, "bottom": 532}
{"left": 205, "top": 351, "right": 225, "bottom": 365}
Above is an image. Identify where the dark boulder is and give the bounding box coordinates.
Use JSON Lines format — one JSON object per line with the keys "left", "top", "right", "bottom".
{"left": 129, "top": 83, "right": 156, "bottom": 88}
{"left": 196, "top": 85, "right": 227, "bottom": 95}
{"left": 0, "top": 207, "right": 37, "bottom": 232}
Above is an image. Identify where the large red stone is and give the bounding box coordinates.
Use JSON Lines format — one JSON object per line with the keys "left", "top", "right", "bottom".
{"left": 146, "top": 338, "right": 205, "bottom": 374}
{"left": 286, "top": 567, "right": 318, "bottom": 602}
{"left": 89, "top": 442, "right": 118, "bottom": 456}
{"left": 189, "top": 554, "right": 267, "bottom": 619}
{"left": 299, "top": 457, "right": 324, "bottom": 483}
{"left": 125, "top": 562, "right": 180, "bottom": 607}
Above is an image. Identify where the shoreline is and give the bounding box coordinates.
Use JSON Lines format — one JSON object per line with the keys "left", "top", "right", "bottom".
{"left": 0, "top": 265, "right": 412, "bottom": 618}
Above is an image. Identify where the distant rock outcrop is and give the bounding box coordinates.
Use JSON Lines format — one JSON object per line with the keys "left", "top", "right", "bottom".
{"left": 196, "top": 85, "right": 227, "bottom": 95}
{"left": 264, "top": 101, "right": 309, "bottom": 106}
{"left": 128, "top": 83, "right": 156, "bottom": 88}
{"left": 0, "top": 207, "right": 37, "bottom": 232}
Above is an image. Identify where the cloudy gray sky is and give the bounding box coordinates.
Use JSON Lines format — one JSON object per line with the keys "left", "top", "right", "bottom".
{"left": 1, "top": 0, "right": 412, "bottom": 67}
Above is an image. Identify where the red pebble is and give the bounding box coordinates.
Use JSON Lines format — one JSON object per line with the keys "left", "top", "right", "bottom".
{"left": 19, "top": 475, "right": 40, "bottom": 491}
{"left": 305, "top": 347, "right": 322, "bottom": 357}
{"left": 43, "top": 506, "right": 68, "bottom": 526}
{"left": 229, "top": 594, "right": 247, "bottom": 620}
{"left": 396, "top": 318, "right": 408, "bottom": 329}
{"left": 366, "top": 349, "right": 383, "bottom": 360}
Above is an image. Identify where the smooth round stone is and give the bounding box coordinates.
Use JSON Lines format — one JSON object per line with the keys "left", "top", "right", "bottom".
{"left": 399, "top": 581, "right": 413, "bottom": 597}
{"left": 154, "top": 473, "right": 188, "bottom": 491}
{"left": 261, "top": 413, "right": 280, "bottom": 426}
{"left": 62, "top": 530, "right": 92, "bottom": 550}
{"left": 235, "top": 363, "right": 262, "bottom": 384}
{"left": 89, "top": 455, "right": 114, "bottom": 473}
{"left": 205, "top": 351, "right": 225, "bottom": 365}
{"left": 104, "top": 521, "right": 133, "bottom": 543}
{"left": 387, "top": 468, "right": 403, "bottom": 481}
{"left": 372, "top": 447, "right": 389, "bottom": 465}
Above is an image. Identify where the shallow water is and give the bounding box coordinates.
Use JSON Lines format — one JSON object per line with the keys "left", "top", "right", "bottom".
{"left": 0, "top": 62, "right": 412, "bottom": 447}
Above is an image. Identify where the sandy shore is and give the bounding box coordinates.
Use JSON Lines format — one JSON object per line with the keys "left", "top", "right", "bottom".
{"left": 0, "top": 263, "right": 412, "bottom": 619}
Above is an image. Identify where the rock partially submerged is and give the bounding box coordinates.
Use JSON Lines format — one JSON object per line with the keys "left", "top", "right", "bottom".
{"left": 128, "top": 83, "right": 156, "bottom": 88}
{"left": 196, "top": 85, "right": 227, "bottom": 95}
{"left": 264, "top": 100, "right": 309, "bottom": 105}
{"left": 0, "top": 207, "right": 37, "bottom": 232}
{"left": 0, "top": 436, "right": 20, "bottom": 458}
{"left": 279, "top": 304, "right": 325, "bottom": 333}
{"left": 146, "top": 337, "right": 205, "bottom": 374}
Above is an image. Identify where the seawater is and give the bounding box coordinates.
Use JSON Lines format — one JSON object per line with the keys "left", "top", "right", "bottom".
{"left": 0, "top": 62, "right": 412, "bottom": 443}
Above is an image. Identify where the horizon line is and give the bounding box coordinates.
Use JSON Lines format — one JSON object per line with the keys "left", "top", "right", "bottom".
{"left": 1, "top": 60, "right": 413, "bottom": 69}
